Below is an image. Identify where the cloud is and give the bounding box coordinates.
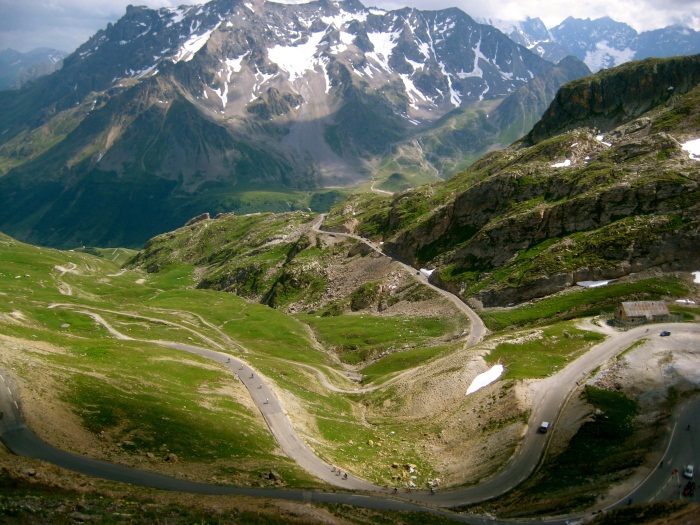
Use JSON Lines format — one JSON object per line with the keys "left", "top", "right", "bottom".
{"left": 380, "top": 0, "right": 700, "bottom": 31}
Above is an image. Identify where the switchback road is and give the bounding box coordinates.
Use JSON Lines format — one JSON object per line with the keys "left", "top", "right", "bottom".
{"left": 311, "top": 215, "right": 488, "bottom": 346}
{"left": 1, "top": 214, "right": 698, "bottom": 519}
{"left": 2, "top": 310, "right": 698, "bottom": 519}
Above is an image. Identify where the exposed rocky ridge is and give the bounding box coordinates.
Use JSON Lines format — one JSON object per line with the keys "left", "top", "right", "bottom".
{"left": 326, "top": 56, "right": 700, "bottom": 306}
{"left": 527, "top": 54, "right": 700, "bottom": 144}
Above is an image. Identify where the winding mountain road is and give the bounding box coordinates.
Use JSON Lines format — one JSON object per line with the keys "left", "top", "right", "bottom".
{"left": 0, "top": 214, "right": 698, "bottom": 520}
{"left": 311, "top": 214, "right": 488, "bottom": 347}
{"left": 47, "top": 305, "right": 377, "bottom": 491}
{"left": 2, "top": 322, "right": 698, "bottom": 521}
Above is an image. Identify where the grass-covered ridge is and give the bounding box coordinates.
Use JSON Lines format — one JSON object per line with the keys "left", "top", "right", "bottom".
{"left": 325, "top": 66, "right": 700, "bottom": 307}
{"left": 0, "top": 227, "right": 475, "bottom": 488}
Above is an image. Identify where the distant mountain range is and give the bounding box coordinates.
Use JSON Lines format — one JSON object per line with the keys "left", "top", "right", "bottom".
{"left": 0, "top": 0, "right": 698, "bottom": 249}
{"left": 0, "top": 48, "right": 67, "bottom": 90}
{"left": 0, "top": 0, "right": 574, "bottom": 248}
{"left": 482, "top": 15, "right": 700, "bottom": 71}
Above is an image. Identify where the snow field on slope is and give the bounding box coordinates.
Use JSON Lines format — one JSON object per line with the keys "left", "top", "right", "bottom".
{"left": 681, "top": 138, "right": 700, "bottom": 161}
{"left": 466, "top": 365, "right": 504, "bottom": 395}
{"left": 267, "top": 32, "right": 326, "bottom": 81}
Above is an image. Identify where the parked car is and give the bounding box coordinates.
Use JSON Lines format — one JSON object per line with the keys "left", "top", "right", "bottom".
{"left": 683, "top": 481, "right": 695, "bottom": 497}
{"left": 660, "top": 330, "right": 671, "bottom": 336}
{"left": 684, "top": 464, "right": 694, "bottom": 479}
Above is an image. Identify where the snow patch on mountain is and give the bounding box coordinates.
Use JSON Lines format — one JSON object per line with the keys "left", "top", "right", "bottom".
{"left": 321, "top": 11, "right": 368, "bottom": 27}
{"left": 466, "top": 365, "right": 504, "bottom": 395}
{"left": 367, "top": 31, "right": 400, "bottom": 70}
{"left": 165, "top": 6, "right": 192, "bottom": 28}
{"left": 268, "top": 31, "right": 326, "bottom": 81}
{"left": 456, "top": 40, "right": 484, "bottom": 79}
{"left": 211, "top": 54, "right": 248, "bottom": 110}
{"left": 551, "top": 159, "right": 571, "bottom": 168}
{"left": 584, "top": 41, "right": 636, "bottom": 70}
{"left": 439, "top": 61, "right": 462, "bottom": 106}
{"left": 213, "top": 80, "right": 229, "bottom": 110}
{"left": 400, "top": 73, "right": 430, "bottom": 109}
{"left": 226, "top": 55, "right": 246, "bottom": 77}
{"left": 681, "top": 138, "right": 700, "bottom": 161}
{"left": 172, "top": 22, "right": 222, "bottom": 63}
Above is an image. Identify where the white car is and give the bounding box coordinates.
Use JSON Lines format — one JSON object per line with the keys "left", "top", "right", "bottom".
{"left": 683, "top": 464, "right": 694, "bottom": 479}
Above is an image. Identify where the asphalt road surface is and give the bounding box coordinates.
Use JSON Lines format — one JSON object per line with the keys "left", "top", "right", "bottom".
{"left": 619, "top": 395, "right": 700, "bottom": 507}
{"left": 1, "top": 217, "right": 698, "bottom": 520}
{"left": 0, "top": 316, "right": 700, "bottom": 507}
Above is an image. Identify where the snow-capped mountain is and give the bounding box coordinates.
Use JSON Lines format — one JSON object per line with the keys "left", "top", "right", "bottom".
{"left": 69, "top": 0, "right": 551, "bottom": 118}
{"left": 0, "top": 47, "right": 67, "bottom": 90}
{"left": 476, "top": 16, "right": 570, "bottom": 65}
{"left": 487, "top": 15, "right": 700, "bottom": 72}
{"left": 550, "top": 16, "right": 638, "bottom": 71}
{"left": 0, "top": 0, "right": 578, "bottom": 248}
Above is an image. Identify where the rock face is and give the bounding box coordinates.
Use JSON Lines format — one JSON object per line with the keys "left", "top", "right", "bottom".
{"left": 527, "top": 55, "right": 700, "bottom": 144}
{"left": 332, "top": 55, "right": 700, "bottom": 306}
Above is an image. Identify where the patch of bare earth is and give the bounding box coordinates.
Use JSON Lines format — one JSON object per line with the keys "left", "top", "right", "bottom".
{"left": 587, "top": 330, "right": 700, "bottom": 505}
{"left": 368, "top": 341, "right": 531, "bottom": 487}
{"left": 286, "top": 233, "right": 464, "bottom": 324}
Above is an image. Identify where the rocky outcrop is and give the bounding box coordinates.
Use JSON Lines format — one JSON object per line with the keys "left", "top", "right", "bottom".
{"left": 527, "top": 54, "right": 700, "bottom": 144}
{"left": 246, "top": 88, "right": 304, "bottom": 120}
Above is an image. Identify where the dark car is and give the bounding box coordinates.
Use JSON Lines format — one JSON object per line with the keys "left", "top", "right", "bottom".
{"left": 660, "top": 330, "right": 671, "bottom": 336}
{"left": 683, "top": 481, "right": 695, "bottom": 497}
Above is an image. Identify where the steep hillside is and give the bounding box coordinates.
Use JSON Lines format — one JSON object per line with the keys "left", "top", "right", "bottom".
{"left": 325, "top": 55, "right": 700, "bottom": 306}
{"left": 128, "top": 211, "right": 464, "bottom": 349}
{"left": 527, "top": 54, "right": 700, "bottom": 143}
{"left": 0, "top": 0, "right": 576, "bottom": 249}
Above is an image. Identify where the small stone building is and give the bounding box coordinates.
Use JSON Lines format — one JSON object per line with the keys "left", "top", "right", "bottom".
{"left": 614, "top": 301, "right": 670, "bottom": 325}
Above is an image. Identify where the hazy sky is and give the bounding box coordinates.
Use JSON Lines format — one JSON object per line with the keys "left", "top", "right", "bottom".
{"left": 1, "top": 0, "right": 699, "bottom": 54}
